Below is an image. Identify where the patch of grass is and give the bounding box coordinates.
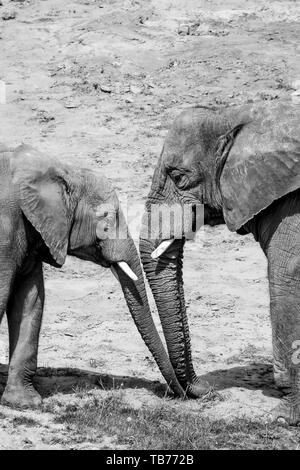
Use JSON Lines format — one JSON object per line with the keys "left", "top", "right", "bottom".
{"left": 53, "top": 392, "right": 300, "bottom": 449}
{"left": 11, "top": 416, "right": 39, "bottom": 427}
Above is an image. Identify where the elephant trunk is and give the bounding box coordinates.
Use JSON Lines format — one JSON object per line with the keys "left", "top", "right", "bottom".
{"left": 140, "top": 213, "right": 209, "bottom": 397}
{"left": 114, "top": 240, "right": 186, "bottom": 398}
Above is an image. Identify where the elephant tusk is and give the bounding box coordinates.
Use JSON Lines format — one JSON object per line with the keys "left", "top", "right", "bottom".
{"left": 151, "top": 239, "right": 175, "bottom": 259}
{"left": 117, "top": 262, "right": 138, "bottom": 282}
{"left": 110, "top": 265, "right": 119, "bottom": 281}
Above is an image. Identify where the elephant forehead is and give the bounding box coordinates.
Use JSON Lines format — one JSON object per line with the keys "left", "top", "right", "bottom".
{"left": 163, "top": 106, "right": 231, "bottom": 170}
{"left": 81, "top": 169, "right": 117, "bottom": 203}
{"left": 163, "top": 148, "right": 184, "bottom": 168}
{"left": 163, "top": 138, "right": 202, "bottom": 170}
{"left": 95, "top": 177, "right": 115, "bottom": 201}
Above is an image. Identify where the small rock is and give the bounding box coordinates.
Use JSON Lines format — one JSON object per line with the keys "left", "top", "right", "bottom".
{"left": 89, "top": 359, "right": 97, "bottom": 368}
{"left": 178, "top": 24, "right": 190, "bottom": 35}
{"left": 64, "top": 99, "right": 81, "bottom": 109}
{"left": 100, "top": 84, "right": 112, "bottom": 93}
{"left": 37, "top": 110, "right": 55, "bottom": 123}
{"left": 167, "top": 59, "right": 178, "bottom": 68}
{"left": 2, "top": 11, "right": 17, "bottom": 21}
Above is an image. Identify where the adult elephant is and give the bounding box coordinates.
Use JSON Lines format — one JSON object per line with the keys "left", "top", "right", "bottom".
{"left": 139, "top": 102, "right": 300, "bottom": 425}
{"left": 0, "top": 143, "right": 185, "bottom": 409}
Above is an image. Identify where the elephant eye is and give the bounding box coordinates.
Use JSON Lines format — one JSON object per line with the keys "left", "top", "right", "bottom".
{"left": 170, "top": 170, "right": 188, "bottom": 189}
{"left": 174, "top": 174, "right": 182, "bottom": 185}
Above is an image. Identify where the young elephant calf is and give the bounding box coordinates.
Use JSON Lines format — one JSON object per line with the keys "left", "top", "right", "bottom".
{"left": 0, "top": 143, "right": 184, "bottom": 408}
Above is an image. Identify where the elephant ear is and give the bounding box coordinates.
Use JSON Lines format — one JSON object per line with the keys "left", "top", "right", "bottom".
{"left": 219, "top": 103, "right": 300, "bottom": 231}
{"left": 12, "top": 145, "right": 75, "bottom": 266}
{"left": 215, "top": 123, "right": 246, "bottom": 185}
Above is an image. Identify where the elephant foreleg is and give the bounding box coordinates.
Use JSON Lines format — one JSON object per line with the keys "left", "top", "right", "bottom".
{"left": 269, "top": 284, "right": 300, "bottom": 425}
{"left": 0, "top": 269, "right": 14, "bottom": 325}
{"left": 0, "top": 253, "right": 16, "bottom": 325}
{"left": 1, "top": 261, "right": 44, "bottom": 409}
{"left": 266, "top": 213, "right": 300, "bottom": 425}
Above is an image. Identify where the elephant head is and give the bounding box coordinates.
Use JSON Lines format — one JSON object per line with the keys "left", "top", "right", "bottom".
{"left": 11, "top": 144, "right": 185, "bottom": 397}
{"left": 139, "top": 102, "right": 300, "bottom": 396}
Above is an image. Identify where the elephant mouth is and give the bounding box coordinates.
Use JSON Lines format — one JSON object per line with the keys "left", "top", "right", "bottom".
{"left": 151, "top": 204, "right": 224, "bottom": 259}
{"left": 71, "top": 244, "right": 138, "bottom": 282}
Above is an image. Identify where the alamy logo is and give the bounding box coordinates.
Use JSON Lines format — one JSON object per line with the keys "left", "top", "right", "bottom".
{"left": 0, "top": 81, "right": 6, "bottom": 104}
{"left": 94, "top": 202, "right": 204, "bottom": 241}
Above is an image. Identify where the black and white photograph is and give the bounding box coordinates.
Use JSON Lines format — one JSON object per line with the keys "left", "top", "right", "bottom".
{"left": 0, "top": 0, "right": 300, "bottom": 452}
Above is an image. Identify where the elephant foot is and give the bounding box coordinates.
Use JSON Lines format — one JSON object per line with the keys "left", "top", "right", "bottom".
{"left": 269, "top": 399, "right": 300, "bottom": 427}
{"left": 1, "top": 383, "right": 42, "bottom": 410}
{"left": 186, "top": 378, "right": 211, "bottom": 398}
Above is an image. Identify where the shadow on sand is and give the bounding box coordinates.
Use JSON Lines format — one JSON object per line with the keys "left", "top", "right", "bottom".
{"left": 200, "top": 362, "right": 284, "bottom": 398}
{"left": 0, "top": 361, "right": 283, "bottom": 401}
{"left": 0, "top": 363, "right": 167, "bottom": 399}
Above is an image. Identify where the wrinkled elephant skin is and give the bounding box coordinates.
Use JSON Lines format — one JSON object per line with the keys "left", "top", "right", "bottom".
{"left": 0, "top": 144, "right": 184, "bottom": 409}
{"left": 139, "top": 103, "right": 300, "bottom": 425}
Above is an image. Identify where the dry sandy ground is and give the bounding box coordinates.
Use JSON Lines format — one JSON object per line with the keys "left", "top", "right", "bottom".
{"left": 0, "top": 0, "right": 300, "bottom": 449}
